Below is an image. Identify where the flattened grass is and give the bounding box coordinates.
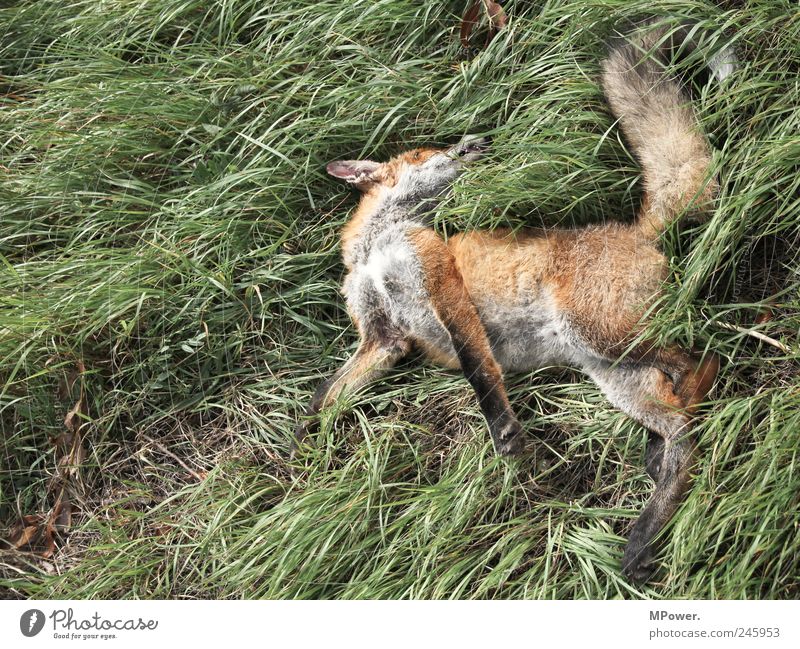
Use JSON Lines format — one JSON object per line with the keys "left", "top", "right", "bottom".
{"left": 1, "top": 0, "right": 798, "bottom": 598}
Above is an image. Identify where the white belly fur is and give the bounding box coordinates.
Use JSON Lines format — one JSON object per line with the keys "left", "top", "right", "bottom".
{"left": 474, "top": 290, "right": 587, "bottom": 373}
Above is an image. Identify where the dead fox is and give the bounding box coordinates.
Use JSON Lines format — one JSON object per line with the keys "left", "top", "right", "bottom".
{"left": 295, "top": 24, "right": 736, "bottom": 582}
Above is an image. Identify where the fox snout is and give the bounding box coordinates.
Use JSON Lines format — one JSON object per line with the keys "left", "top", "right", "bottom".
{"left": 447, "top": 135, "right": 491, "bottom": 162}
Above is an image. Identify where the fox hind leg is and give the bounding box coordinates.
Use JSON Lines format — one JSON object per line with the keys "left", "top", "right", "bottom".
{"left": 584, "top": 360, "right": 707, "bottom": 582}
{"left": 644, "top": 431, "right": 665, "bottom": 481}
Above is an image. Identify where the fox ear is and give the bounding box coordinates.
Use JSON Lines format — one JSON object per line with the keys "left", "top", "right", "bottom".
{"left": 326, "top": 160, "right": 382, "bottom": 189}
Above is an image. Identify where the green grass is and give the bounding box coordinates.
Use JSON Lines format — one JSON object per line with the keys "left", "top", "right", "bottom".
{"left": 1, "top": 0, "right": 798, "bottom": 599}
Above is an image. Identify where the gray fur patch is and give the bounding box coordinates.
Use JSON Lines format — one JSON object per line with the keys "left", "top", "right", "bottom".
{"left": 343, "top": 221, "right": 453, "bottom": 353}
{"left": 708, "top": 43, "right": 738, "bottom": 82}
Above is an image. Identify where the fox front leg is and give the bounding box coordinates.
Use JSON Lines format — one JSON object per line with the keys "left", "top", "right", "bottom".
{"left": 292, "top": 335, "right": 409, "bottom": 456}
{"left": 409, "top": 228, "right": 524, "bottom": 456}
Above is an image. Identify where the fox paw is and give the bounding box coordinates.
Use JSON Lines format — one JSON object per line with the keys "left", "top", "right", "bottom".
{"left": 289, "top": 422, "right": 317, "bottom": 459}
{"left": 491, "top": 417, "right": 525, "bottom": 456}
{"left": 622, "top": 540, "right": 656, "bottom": 584}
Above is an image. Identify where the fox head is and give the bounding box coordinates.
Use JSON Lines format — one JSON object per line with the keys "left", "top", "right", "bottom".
{"left": 326, "top": 135, "right": 489, "bottom": 202}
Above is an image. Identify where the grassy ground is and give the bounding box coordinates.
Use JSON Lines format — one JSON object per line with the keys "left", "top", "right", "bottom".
{"left": 1, "top": 0, "right": 798, "bottom": 599}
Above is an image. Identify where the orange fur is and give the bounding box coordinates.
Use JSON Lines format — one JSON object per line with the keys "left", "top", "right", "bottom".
{"left": 341, "top": 190, "right": 381, "bottom": 269}
{"left": 409, "top": 227, "right": 507, "bottom": 388}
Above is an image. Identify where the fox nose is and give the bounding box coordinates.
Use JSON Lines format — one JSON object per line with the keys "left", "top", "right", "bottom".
{"left": 452, "top": 135, "right": 491, "bottom": 159}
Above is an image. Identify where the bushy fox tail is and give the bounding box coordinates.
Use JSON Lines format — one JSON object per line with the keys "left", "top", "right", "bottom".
{"left": 601, "top": 24, "right": 737, "bottom": 240}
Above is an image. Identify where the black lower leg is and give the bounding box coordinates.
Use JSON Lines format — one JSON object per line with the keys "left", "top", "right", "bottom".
{"left": 623, "top": 435, "right": 694, "bottom": 583}
{"left": 452, "top": 337, "right": 523, "bottom": 455}
{"left": 644, "top": 431, "right": 665, "bottom": 481}
{"left": 291, "top": 373, "right": 339, "bottom": 454}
